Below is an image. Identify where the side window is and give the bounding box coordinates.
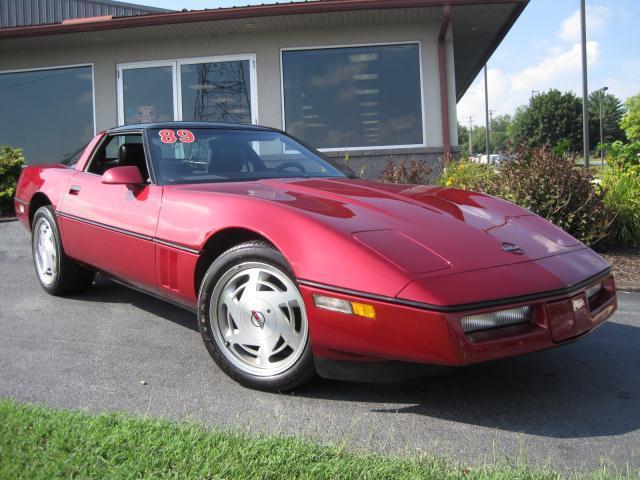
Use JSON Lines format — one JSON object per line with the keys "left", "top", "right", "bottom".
{"left": 86, "top": 134, "right": 149, "bottom": 180}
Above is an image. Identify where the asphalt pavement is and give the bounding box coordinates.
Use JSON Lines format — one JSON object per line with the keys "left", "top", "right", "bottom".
{"left": 1, "top": 220, "right": 639, "bottom": 474}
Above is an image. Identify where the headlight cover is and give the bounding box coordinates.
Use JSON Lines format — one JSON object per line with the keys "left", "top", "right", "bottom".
{"left": 460, "top": 306, "right": 532, "bottom": 333}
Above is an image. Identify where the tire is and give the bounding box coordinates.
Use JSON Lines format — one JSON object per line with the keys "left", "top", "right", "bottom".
{"left": 198, "top": 240, "right": 316, "bottom": 391}
{"left": 32, "top": 206, "right": 95, "bottom": 295}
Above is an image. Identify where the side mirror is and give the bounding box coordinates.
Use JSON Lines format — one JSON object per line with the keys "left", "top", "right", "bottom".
{"left": 102, "top": 166, "right": 143, "bottom": 186}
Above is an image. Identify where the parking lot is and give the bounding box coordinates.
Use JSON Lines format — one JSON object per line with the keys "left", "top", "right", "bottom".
{"left": 1, "top": 220, "right": 639, "bottom": 473}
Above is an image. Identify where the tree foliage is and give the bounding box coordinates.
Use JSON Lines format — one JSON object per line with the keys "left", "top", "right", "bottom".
{"left": 509, "top": 89, "right": 583, "bottom": 152}
{"left": 457, "top": 114, "right": 512, "bottom": 156}
{"left": 588, "top": 90, "right": 626, "bottom": 148}
{"left": 621, "top": 93, "right": 640, "bottom": 142}
{"left": 0, "top": 146, "right": 25, "bottom": 214}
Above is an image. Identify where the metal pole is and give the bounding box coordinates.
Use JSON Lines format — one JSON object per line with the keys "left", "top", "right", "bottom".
{"left": 580, "top": 0, "right": 590, "bottom": 168}
{"left": 484, "top": 64, "right": 490, "bottom": 161}
{"left": 599, "top": 86, "right": 608, "bottom": 166}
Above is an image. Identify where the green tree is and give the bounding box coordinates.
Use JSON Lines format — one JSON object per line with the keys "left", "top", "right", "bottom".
{"left": 458, "top": 115, "right": 511, "bottom": 157}
{"left": 621, "top": 93, "right": 640, "bottom": 142}
{"left": 457, "top": 122, "right": 470, "bottom": 157}
{"left": 588, "top": 90, "right": 626, "bottom": 149}
{"left": 509, "top": 89, "right": 583, "bottom": 152}
{"left": 490, "top": 114, "right": 511, "bottom": 152}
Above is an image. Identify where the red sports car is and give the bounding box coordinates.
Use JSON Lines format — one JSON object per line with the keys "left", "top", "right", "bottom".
{"left": 14, "top": 122, "right": 617, "bottom": 391}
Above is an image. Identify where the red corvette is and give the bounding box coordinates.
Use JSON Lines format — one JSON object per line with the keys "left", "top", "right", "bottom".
{"left": 14, "top": 122, "right": 617, "bottom": 391}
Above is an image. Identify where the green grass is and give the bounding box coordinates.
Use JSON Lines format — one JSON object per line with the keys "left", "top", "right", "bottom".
{"left": 0, "top": 398, "right": 634, "bottom": 479}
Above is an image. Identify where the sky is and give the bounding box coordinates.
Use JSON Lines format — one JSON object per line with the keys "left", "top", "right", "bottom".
{"left": 133, "top": 0, "right": 640, "bottom": 128}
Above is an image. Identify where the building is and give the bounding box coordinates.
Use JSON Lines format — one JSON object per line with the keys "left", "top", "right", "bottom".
{"left": 0, "top": 0, "right": 528, "bottom": 177}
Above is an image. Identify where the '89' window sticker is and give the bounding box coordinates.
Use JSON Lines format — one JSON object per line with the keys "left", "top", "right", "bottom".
{"left": 159, "top": 129, "right": 196, "bottom": 144}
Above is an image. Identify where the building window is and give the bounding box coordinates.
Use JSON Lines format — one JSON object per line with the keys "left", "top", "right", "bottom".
{"left": 118, "top": 56, "right": 256, "bottom": 126}
{"left": 0, "top": 65, "right": 94, "bottom": 165}
{"left": 282, "top": 43, "right": 424, "bottom": 151}
{"left": 180, "top": 60, "right": 252, "bottom": 124}
{"left": 122, "top": 64, "right": 175, "bottom": 125}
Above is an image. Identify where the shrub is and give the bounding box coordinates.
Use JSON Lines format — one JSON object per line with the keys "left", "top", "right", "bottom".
{"left": 497, "top": 146, "right": 612, "bottom": 246}
{"left": 601, "top": 165, "right": 640, "bottom": 246}
{"left": 379, "top": 159, "right": 432, "bottom": 184}
{"left": 437, "top": 160, "right": 498, "bottom": 193}
{"left": 606, "top": 140, "right": 640, "bottom": 172}
{"left": 0, "top": 146, "right": 25, "bottom": 215}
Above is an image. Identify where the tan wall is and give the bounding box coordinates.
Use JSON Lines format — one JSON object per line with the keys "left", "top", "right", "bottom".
{"left": 0, "top": 21, "right": 458, "bottom": 149}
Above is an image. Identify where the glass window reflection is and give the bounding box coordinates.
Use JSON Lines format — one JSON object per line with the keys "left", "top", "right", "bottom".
{"left": 282, "top": 44, "right": 423, "bottom": 149}
{"left": 0, "top": 65, "right": 94, "bottom": 165}
{"left": 181, "top": 60, "right": 252, "bottom": 124}
{"left": 122, "top": 66, "right": 174, "bottom": 125}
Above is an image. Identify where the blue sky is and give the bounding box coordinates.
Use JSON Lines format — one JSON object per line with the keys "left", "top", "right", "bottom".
{"left": 134, "top": 0, "right": 640, "bottom": 127}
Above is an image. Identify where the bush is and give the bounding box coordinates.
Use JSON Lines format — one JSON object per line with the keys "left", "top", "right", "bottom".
{"left": 496, "top": 146, "right": 612, "bottom": 246}
{"left": 379, "top": 159, "right": 432, "bottom": 184}
{"left": 437, "top": 160, "right": 498, "bottom": 193}
{"left": 601, "top": 165, "right": 640, "bottom": 246}
{"left": 606, "top": 140, "right": 640, "bottom": 172}
{"left": 437, "top": 147, "right": 612, "bottom": 246}
{"left": 0, "top": 146, "right": 25, "bottom": 215}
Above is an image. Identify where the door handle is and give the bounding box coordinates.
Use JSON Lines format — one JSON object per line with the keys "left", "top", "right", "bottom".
{"left": 69, "top": 185, "right": 81, "bottom": 195}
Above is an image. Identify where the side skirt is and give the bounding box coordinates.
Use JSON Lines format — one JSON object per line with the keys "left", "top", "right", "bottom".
{"left": 99, "top": 272, "right": 197, "bottom": 314}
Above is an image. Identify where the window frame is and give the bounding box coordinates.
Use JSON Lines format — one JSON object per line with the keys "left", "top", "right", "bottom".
{"left": 83, "top": 130, "right": 156, "bottom": 184}
{"left": 116, "top": 54, "right": 258, "bottom": 126}
{"left": 279, "top": 41, "right": 426, "bottom": 152}
{"left": 0, "top": 63, "right": 97, "bottom": 138}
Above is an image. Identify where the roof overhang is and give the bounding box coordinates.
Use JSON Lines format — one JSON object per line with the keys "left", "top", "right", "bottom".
{"left": 0, "top": 0, "right": 528, "bottom": 100}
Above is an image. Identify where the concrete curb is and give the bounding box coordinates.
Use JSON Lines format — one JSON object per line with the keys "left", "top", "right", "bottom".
{"left": 617, "top": 281, "right": 640, "bottom": 293}
{"left": 0, "top": 216, "right": 18, "bottom": 224}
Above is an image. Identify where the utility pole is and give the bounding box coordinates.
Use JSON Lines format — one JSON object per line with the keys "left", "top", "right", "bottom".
{"left": 489, "top": 109, "right": 496, "bottom": 156}
{"left": 484, "top": 64, "right": 490, "bottom": 160}
{"left": 467, "top": 116, "right": 473, "bottom": 156}
{"left": 580, "top": 0, "right": 590, "bottom": 168}
{"left": 531, "top": 90, "right": 539, "bottom": 102}
{"left": 599, "top": 86, "right": 608, "bottom": 165}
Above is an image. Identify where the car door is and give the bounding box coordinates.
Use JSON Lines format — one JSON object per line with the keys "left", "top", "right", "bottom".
{"left": 57, "top": 131, "right": 162, "bottom": 292}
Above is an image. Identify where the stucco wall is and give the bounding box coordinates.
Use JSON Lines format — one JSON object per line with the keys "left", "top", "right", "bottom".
{"left": 0, "top": 21, "right": 455, "bottom": 142}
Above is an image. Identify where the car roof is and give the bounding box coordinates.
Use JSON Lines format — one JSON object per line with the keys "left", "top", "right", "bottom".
{"left": 108, "top": 121, "right": 276, "bottom": 134}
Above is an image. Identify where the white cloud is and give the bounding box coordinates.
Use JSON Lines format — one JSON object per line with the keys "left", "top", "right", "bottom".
{"left": 457, "top": 41, "right": 600, "bottom": 127}
{"left": 557, "top": 4, "right": 611, "bottom": 44}
{"left": 602, "top": 59, "right": 640, "bottom": 102}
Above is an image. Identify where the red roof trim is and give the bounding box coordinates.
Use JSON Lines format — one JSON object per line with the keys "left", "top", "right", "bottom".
{"left": 0, "top": 0, "right": 526, "bottom": 40}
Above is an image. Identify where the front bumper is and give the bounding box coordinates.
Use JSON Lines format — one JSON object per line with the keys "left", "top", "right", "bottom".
{"left": 300, "top": 272, "right": 617, "bottom": 380}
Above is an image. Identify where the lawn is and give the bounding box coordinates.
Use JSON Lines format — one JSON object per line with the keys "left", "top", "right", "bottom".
{"left": 0, "top": 399, "right": 634, "bottom": 479}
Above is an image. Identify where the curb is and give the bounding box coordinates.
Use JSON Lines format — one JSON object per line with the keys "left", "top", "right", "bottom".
{"left": 617, "top": 281, "right": 640, "bottom": 293}
{"left": 0, "top": 216, "right": 18, "bottom": 224}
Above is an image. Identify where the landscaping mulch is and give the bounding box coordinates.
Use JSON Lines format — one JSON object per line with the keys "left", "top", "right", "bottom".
{"left": 601, "top": 246, "right": 640, "bottom": 283}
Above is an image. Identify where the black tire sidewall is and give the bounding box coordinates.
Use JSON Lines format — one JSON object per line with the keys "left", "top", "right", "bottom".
{"left": 197, "top": 242, "right": 315, "bottom": 391}
{"left": 31, "top": 207, "right": 64, "bottom": 294}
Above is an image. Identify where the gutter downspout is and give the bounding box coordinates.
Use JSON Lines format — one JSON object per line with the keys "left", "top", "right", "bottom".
{"left": 438, "top": 4, "right": 452, "bottom": 163}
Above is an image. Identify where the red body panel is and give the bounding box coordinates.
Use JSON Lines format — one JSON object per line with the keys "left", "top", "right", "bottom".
{"left": 14, "top": 130, "right": 618, "bottom": 369}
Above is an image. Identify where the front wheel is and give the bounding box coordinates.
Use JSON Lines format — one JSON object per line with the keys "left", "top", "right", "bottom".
{"left": 198, "top": 241, "right": 315, "bottom": 391}
{"left": 32, "top": 206, "right": 95, "bottom": 295}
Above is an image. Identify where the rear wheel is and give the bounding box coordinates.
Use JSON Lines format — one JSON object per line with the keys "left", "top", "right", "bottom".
{"left": 198, "top": 241, "right": 315, "bottom": 391}
{"left": 32, "top": 206, "right": 95, "bottom": 295}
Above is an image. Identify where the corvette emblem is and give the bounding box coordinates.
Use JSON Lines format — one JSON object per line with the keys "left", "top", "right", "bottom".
{"left": 572, "top": 297, "right": 586, "bottom": 312}
{"left": 501, "top": 242, "right": 524, "bottom": 255}
{"left": 250, "top": 310, "right": 266, "bottom": 329}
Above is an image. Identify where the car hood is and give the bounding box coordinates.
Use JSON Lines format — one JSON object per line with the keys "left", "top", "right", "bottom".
{"left": 174, "top": 178, "right": 586, "bottom": 278}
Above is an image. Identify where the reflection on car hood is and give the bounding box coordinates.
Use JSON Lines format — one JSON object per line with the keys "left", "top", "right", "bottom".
{"left": 176, "top": 177, "right": 586, "bottom": 275}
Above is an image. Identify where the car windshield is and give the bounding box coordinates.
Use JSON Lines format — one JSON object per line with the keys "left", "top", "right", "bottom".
{"left": 146, "top": 128, "right": 350, "bottom": 184}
